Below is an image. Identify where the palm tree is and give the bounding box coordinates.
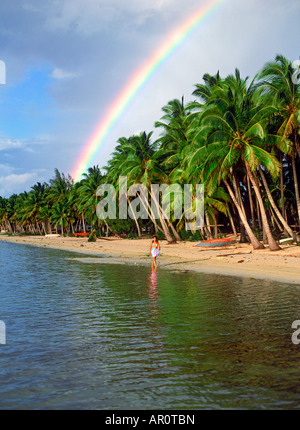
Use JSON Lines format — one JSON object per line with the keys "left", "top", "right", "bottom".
{"left": 258, "top": 55, "right": 300, "bottom": 224}
{"left": 193, "top": 69, "right": 281, "bottom": 250}
{"left": 77, "top": 165, "right": 104, "bottom": 234}
{"left": 117, "top": 131, "right": 176, "bottom": 242}
{"left": 105, "top": 137, "right": 144, "bottom": 237}
{"left": 21, "top": 182, "right": 49, "bottom": 235}
{"left": 51, "top": 200, "right": 70, "bottom": 235}
{"left": 48, "top": 169, "right": 73, "bottom": 204}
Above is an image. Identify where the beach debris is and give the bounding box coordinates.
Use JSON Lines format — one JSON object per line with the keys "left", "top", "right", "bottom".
{"left": 44, "top": 234, "right": 60, "bottom": 238}
{"left": 237, "top": 260, "right": 244, "bottom": 263}
{"left": 218, "top": 252, "right": 252, "bottom": 257}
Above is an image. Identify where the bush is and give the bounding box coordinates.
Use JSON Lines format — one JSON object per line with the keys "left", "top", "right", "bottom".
{"left": 180, "top": 230, "right": 192, "bottom": 240}
{"left": 128, "top": 232, "right": 136, "bottom": 239}
{"left": 88, "top": 230, "right": 97, "bottom": 242}
{"left": 155, "top": 230, "right": 165, "bottom": 241}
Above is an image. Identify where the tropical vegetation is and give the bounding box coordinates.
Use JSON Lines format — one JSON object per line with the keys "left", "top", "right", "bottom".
{"left": 1, "top": 55, "right": 300, "bottom": 250}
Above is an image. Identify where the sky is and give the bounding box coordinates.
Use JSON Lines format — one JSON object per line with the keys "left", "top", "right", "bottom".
{"left": 0, "top": 0, "right": 299, "bottom": 197}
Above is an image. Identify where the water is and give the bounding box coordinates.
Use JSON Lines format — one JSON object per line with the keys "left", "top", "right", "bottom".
{"left": 1, "top": 241, "right": 300, "bottom": 410}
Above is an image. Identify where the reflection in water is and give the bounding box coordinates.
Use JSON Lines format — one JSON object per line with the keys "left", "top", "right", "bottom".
{"left": 147, "top": 269, "right": 164, "bottom": 353}
{"left": 148, "top": 269, "right": 158, "bottom": 302}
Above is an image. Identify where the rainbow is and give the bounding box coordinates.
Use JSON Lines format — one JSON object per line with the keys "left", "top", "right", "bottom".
{"left": 72, "top": 0, "right": 225, "bottom": 182}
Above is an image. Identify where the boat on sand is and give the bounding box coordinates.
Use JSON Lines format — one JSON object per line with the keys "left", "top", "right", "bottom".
{"left": 193, "top": 238, "right": 236, "bottom": 247}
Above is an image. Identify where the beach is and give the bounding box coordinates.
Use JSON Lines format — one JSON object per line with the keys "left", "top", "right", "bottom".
{"left": 1, "top": 234, "right": 299, "bottom": 285}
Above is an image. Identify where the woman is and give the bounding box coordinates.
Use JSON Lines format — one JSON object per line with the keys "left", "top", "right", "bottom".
{"left": 149, "top": 236, "right": 160, "bottom": 271}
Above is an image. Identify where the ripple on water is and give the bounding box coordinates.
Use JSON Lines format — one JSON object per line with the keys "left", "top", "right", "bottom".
{"left": 1, "top": 242, "right": 300, "bottom": 409}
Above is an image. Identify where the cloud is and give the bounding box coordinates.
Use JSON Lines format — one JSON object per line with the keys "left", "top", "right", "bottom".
{"left": 0, "top": 137, "right": 23, "bottom": 151}
{"left": 1, "top": 0, "right": 300, "bottom": 196}
{"left": 0, "top": 172, "right": 38, "bottom": 197}
{"left": 51, "top": 67, "right": 78, "bottom": 80}
{"left": 0, "top": 134, "right": 53, "bottom": 152}
{"left": 35, "top": 0, "right": 183, "bottom": 34}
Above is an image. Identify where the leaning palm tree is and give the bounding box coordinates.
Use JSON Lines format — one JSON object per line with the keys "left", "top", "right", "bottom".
{"left": 258, "top": 55, "right": 300, "bottom": 224}
{"left": 118, "top": 131, "right": 176, "bottom": 242}
{"left": 194, "top": 69, "right": 281, "bottom": 250}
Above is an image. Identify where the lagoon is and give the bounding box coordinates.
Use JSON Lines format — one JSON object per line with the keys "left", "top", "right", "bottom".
{"left": 0, "top": 241, "right": 300, "bottom": 409}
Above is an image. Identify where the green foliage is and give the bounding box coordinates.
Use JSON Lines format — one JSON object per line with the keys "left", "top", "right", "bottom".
{"left": 88, "top": 230, "right": 97, "bottom": 242}
{"left": 1, "top": 55, "right": 300, "bottom": 247}
{"left": 128, "top": 232, "right": 137, "bottom": 239}
{"left": 180, "top": 230, "right": 203, "bottom": 241}
{"left": 155, "top": 230, "right": 165, "bottom": 241}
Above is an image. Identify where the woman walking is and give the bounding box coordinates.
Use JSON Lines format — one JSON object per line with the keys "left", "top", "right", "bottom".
{"left": 149, "top": 236, "right": 160, "bottom": 271}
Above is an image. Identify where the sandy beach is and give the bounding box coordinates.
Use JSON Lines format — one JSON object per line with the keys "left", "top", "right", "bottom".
{"left": 1, "top": 234, "right": 300, "bottom": 285}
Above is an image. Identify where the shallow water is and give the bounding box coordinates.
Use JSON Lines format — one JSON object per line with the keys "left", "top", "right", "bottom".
{"left": 0, "top": 241, "right": 300, "bottom": 410}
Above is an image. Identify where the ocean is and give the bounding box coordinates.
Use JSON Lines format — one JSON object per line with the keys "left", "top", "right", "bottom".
{"left": 1, "top": 240, "right": 300, "bottom": 409}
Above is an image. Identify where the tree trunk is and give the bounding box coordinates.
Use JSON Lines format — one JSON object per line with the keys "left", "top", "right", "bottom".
{"left": 169, "top": 221, "right": 181, "bottom": 241}
{"left": 46, "top": 220, "right": 52, "bottom": 234}
{"left": 247, "top": 173, "right": 256, "bottom": 229}
{"left": 211, "top": 211, "right": 218, "bottom": 239}
{"left": 232, "top": 174, "right": 248, "bottom": 243}
{"left": 256, "top": 195, "right": 262, "bottom": 231}
{"left": 150, "top": 190, "right": 175, "bottom": 243}
{"left": 291, "top": 155, "right": 300, "bottom": 224}
{"left": 280, "top": 154, "right": 286, "bottom": 220}
{"left": 227, "top": 203, "right": 237, "bottom": 236}
{"left": 104, "top": 220, "right": 109, "bottom": 237}
{"left": 280, "top": 154, "right": 288, "bottom": 236}
{"left": 128, "top": 198, "right": 141, "bottom": 237}
{"left": 81, "top": 213, "right": 86, "bottom": 233}
{"left": 224, "top": 179, "right": 264, "bottom": 249}
{"left": 205, "top": 212, "right": 213, "bottom": 239}
{"left": 138, "top": 190, "right": 163, "bottom": 234}
{"left": 259, "top": 166, "right": 298, "bottom": 242}
{"left": 245, "top": 162, "right": 280, "bottom": 251}
{"left": 270, "top": 207, "right": 283, "bottom": 231}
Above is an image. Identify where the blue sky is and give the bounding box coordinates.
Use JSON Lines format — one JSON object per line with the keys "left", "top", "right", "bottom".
{"left": 0, "top": 0, "right": 300, "bottom": 197}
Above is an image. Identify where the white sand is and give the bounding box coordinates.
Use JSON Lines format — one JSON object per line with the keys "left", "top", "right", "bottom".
{"left": 1, "top": 235, "right": 300, "bottom": 284}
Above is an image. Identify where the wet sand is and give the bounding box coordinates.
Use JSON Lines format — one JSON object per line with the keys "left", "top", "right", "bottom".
{"left": 1, "top": 234, "right": 300, "bottom": 284}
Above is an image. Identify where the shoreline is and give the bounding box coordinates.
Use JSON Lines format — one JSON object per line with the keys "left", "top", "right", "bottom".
{"left": 1, "top": 234, "right": 300, "bottom": 285}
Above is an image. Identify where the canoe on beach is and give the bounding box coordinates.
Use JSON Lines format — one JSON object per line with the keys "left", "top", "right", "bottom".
{"left": 193, "top": 238, "right": 236, "bottom": 247}
{"left": 279, "top": 237, "right": 294, "bottom": 245}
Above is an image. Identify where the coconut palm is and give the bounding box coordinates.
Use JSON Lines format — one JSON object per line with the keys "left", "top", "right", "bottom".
{"left": 258, "top": 55, "right": 300, "bottom": 224}
{"left": 51, "top": 199, "right": 70, "bottom": 235}
{"left": 194, "top": 69, "right": 281, "bottom": 250}
{"left": 117, "top": 131, "right": 176, "bottom": 242}
{"left": 77, "top": 165, "right": 104, "bottom": 233}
